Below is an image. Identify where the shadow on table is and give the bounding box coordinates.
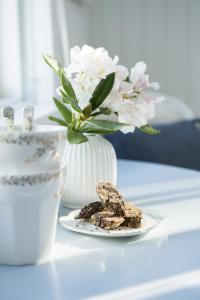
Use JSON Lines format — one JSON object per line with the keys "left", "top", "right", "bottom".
{"left": 124, "top": 184, "right": 200, "bottom": 207}
{"left": 137, "top": 191, "right": 200, "bottom": 207}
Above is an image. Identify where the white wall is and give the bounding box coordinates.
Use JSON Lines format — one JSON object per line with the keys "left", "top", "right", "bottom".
{"left": 67, "top": 0, "right": 200, "bottom": 116}
{"left": 66, "top": 0, "right": 92, "bottom": 48}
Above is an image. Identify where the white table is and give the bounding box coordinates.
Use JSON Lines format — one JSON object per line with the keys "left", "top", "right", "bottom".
{"left": 1, "top": 160, "right": 200, "bottom": 300}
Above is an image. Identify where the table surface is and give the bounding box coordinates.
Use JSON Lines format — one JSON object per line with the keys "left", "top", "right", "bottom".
{"left": 1, "top": 160, "right": 200, "bottom": 300}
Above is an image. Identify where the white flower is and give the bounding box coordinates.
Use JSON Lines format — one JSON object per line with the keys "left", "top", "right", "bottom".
{"left": 118, "top": 102, "right": 149, "bottom": 133}
{"left": 114, "top": 65, "right": 132, "bottom": 93}
{"left": 119, "top": 93, "right": 164, "bottom": 133}
{"left": 115, "top": 62, "right": 163, "bottom": 133}
{"left": 104, "top": 61, "right": 161, "bottom": 113}
{"left": 94, "top": 112, "right": 118, "bottom": 122}
{"left": 67, "top": 45, "right": 118, "bottom": 79}
{"left": 130, "top": 61, "right": 159, "bottom": 92}
{"left": 137, "top": 99, "right": 156, "bottom": 121}
{"left": 63, "top": 45, "right": 120, "bottom": 110}
{"left": 70, "top": 74, "right": 100, "bottom": 109}
{"left": 104, "top": 65, "right": 132, "bottom": 110}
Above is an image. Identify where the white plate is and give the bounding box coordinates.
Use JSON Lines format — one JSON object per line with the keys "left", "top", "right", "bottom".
{"left": 59, "top": 208, "right": 166, "bottom": 238}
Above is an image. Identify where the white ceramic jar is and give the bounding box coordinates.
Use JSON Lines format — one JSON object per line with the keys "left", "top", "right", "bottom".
{"left": 63, "top": 135, "right": 117, "bottom": 208}
{"left": 0, "top": 125, "right": 66, "bottom": 170}
{"left": 0, "top": 165, "right": 66, "bottom": 265}
{"left": 0, "top": 125, "right": 67, "bottom": 265}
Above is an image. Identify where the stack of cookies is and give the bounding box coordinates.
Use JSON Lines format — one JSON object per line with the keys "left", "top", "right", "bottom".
{"left": 76, "top": 182, "right": 143, "bottom": 230}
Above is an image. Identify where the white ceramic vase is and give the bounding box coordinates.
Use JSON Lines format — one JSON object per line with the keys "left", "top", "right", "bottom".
{"left": 63, "top": 135, "right": 117, "bottom": 208}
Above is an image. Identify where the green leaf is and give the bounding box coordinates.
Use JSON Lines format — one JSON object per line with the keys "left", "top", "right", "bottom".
{"left": 48, "top": 115, "right": 68, "bottom": 127}
{"left": 43, "top": 54, "right": 63, "bottom": 77}
{"left": 67, "top": 130, "right": 88, "bottom": 144}
{"left": 139, "top": 125, "right": 161, "bottom": 135}
{"left": 91, "top": 107, "right": 112, "bottom": 117}
{"left": 90, "top": 73, "right": 115, "bottom": 111}
{"left": 53, "top": 97, "right": 72, "bottom": 125}
{"left": 80, "top": 127, "right": 115, "bottom": 135}
{"left": 60, "top": 90, "right": 82, "bottom": 113}
{"left": 60, "top": 90, "right": 70, "bottom": 104}
{"left": 83, "top": 119, "right": 125, "bottom": 133}
{"left": 99, "top": 107, "right": 112, "bottom": 115}
{"left": 125, "top": 75, "right": 130, "bottom": 83}
{"left": 61, "top": 72, "right": 77, "bottom": 100}
{"left": 83, "top": 104, "right": 92, "bottom": 117}
{"left": 60, "top": 75, "right": 82, "bottom": 113}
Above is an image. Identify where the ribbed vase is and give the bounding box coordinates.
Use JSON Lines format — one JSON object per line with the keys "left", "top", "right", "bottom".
{"left": 63, "top": 135, "right": 117, "bottom": 208}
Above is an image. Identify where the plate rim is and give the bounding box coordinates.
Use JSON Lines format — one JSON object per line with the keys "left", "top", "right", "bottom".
{"left": 59, "top": 208, "right": 166, "bottom": 238}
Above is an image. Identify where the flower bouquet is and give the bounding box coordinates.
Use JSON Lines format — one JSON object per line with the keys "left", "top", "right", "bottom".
{"left": 43, "top": 45, "right": 163, "bottom": 144}
{"left": 43, "top": 45, "right": 164, "bottom": 207}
